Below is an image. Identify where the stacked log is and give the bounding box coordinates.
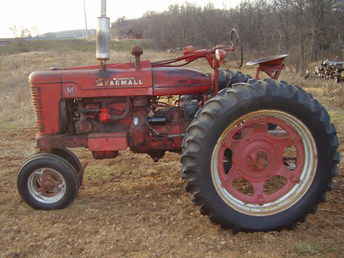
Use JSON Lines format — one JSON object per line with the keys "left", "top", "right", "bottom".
{"left": 305, "top": 60, "right": 344, "bottom": 83}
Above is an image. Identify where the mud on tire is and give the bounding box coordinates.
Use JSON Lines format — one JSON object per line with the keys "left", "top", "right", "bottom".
{"left": 181, "top": 79, "right": 339, "bottom": 232}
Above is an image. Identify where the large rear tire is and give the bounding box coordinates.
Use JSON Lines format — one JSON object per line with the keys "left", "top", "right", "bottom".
{"left": 181, "top": 79, "right": 339, "bottom": 232}
{"left": 218, "top": 69, "right": 251, "bottom": 90}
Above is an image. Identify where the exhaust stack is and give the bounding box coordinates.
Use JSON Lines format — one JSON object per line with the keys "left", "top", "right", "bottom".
{"left": 96, "top": 0, "right": 110, "bottom": 61}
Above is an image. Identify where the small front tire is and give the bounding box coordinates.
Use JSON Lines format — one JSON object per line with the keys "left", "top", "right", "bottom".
{"left": 51, "top": 148, "right": 84, "bottom": 186}
{"left": 17, "top": 153, "right": 79, "bottom": 210}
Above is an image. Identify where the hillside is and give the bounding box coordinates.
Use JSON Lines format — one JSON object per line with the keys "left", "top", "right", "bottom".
{"left": 40, "top": 29, "right": 96, "bottom": 40}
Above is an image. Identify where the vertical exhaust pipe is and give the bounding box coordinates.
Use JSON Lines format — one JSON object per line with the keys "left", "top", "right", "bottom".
{"left": 96, "top": 0, "right": 110, "bottom": 62}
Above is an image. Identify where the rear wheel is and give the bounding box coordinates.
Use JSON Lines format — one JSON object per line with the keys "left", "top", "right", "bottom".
{"left": 182, "top": 79, "right": 339, "bottom": 232}
{"left": 17, "top": 153, "right": 79, "bottom": 210}
{"left": 218, "top": 69, "right": 251, "bottom": 91}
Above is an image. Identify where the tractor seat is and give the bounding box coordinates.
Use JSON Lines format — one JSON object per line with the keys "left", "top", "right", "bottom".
{"left": 246, "top": 54, "right": 288, "bottom": 66}
{"left": 246, "top": 54, "right": 288, "bottom": 80}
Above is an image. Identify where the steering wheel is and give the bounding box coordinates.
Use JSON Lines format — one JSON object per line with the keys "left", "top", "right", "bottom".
{"left": 230, "top": 28, "right": 240, "bottom": 48}
{"left": 230, "top": 28, "right": 243, "bottom": 68}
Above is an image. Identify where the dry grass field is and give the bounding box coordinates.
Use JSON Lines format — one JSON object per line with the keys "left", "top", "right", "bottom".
{"left": 1, "top": 42, "right": 344, "bottom": 257}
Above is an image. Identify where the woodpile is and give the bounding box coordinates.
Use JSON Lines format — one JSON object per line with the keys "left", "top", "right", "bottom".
{"left": 305, "top": 60, "right": 344, "bottom": 83}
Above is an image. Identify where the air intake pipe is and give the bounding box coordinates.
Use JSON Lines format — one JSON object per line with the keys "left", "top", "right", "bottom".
{"left": 96, "top": 0, "right": 110, "bottom": 62}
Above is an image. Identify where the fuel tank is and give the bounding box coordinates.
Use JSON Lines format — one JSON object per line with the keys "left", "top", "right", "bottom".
{"left": 152, "top": 67, "right": 211, "bottom": 96}
{"left": 30, "top": 61, "right": 211, "bottom": 99}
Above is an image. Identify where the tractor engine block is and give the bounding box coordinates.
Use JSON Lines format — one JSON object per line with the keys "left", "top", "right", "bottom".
{"left": 71, "top": 97, "right": 131, "bottom": 134}
{"left": 67, "top": 96, "right": 190, "bottom": 161}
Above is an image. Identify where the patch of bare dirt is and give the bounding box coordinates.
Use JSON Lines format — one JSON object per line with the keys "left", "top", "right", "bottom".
{"left": 1, "top": 50, "right": 344, "bottom": 257}
{"left": 0, "top": 127, "right": 344, "bottom": 258}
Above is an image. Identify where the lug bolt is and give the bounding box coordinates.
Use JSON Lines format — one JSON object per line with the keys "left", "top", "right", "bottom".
{"left": 290, "top": 175, "right": 300, "bottom": 184}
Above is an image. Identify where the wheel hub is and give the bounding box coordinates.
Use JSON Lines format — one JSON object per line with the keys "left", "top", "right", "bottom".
{"left": 235, "top": 137, "right": 278, "bottom": 182}
{"left": 37, "top": 172, "right": 62, "bottom": 196}
{"left": 28, "top": 168, "right": 66, "bottom": 203}
{"left": 247, "top": 150, "right": 269, "bottom": 172}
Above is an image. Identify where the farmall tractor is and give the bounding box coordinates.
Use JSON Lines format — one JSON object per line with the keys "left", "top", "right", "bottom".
{"left": 18, "top": 0, "right": 339, "bottom": 232}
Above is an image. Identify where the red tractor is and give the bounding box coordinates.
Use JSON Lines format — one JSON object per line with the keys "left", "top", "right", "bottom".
{"left": 18, "top": 1, "right": 339, "bottom": 232}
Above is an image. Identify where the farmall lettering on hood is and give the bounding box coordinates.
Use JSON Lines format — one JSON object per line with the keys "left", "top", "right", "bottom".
{"left": 96, "top": 77, "right": 144, "bottom": 87}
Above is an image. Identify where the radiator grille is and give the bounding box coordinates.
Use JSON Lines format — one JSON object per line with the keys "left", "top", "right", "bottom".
{"left": 31, "top": 86, "right": 44, "bottom": 132}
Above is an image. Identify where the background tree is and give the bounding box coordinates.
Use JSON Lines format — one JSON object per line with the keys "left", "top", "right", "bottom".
{"left": 111, "top": 0, "right": 344, "bottom": 73}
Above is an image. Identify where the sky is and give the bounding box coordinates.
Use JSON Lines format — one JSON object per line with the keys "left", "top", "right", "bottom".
{"left": 0, "top": 0, "right": 244, "bottom": 38}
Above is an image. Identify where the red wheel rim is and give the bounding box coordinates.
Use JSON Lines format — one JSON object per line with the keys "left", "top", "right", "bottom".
{"left": 211, "top": 110, "right": 317, "bottom": 216}
{"left": 28, "top": 168, "right": 66, "bottom": 204}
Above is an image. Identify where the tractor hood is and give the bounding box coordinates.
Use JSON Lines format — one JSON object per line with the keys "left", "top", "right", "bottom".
{"left": 29, "top": 61, "right": 211, "bottom": 98}
{"left": 29, "top": 70, "right": 63, "bottom": 85}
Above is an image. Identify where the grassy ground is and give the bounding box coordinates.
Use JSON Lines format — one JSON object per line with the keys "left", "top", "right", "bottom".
{"left": 0, "top": 43, "right": 344, "bottom": 257}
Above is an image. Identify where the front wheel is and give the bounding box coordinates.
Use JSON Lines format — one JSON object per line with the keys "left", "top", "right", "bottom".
{"left": 51, "top": 148, "right": 84, "bottom": 186}
{"left": 182, "top": 79, "right": 339, "bottom": 232}
{"left": 17, "top": 153, "right": 79, "bottom": 210}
